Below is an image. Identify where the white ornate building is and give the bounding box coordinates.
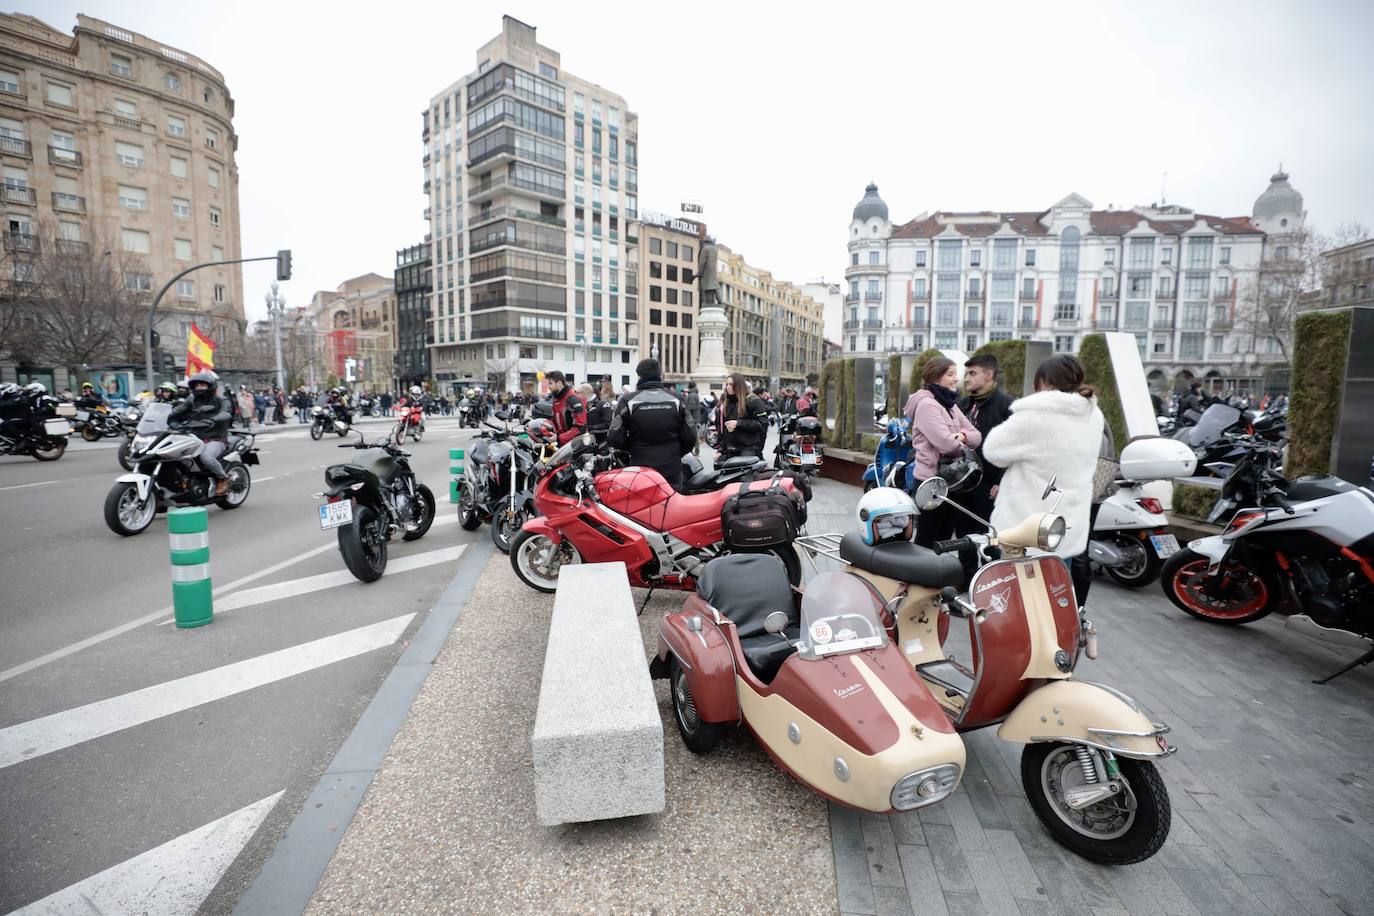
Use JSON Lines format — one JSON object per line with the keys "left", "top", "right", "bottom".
{"left": 845, "top": 172, "right": 1305, "bottom": 392}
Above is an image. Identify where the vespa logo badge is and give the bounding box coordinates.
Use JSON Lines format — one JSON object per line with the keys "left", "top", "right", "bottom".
{"left": 986, "top": 587, "right": 1012, "bottom": 616}
{"left": 976, "top": 573, "right": 1017, "bottom": 595}
{"left": 833, "top": 683, "right": 865, "bottom": 700}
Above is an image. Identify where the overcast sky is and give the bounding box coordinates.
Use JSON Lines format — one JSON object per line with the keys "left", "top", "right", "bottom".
{"left": 16, "top": 0, "right": 1374, "bottom": 324}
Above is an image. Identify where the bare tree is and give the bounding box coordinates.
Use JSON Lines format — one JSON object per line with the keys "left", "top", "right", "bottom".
{"left": 1235, "top": 222, "right": 1371, "bottom": 363}
{"left": 484, "top": 355, "right": 519, "bottom": 391}
{"left": 0, "top": 221, "right": 149, "bottom": 373}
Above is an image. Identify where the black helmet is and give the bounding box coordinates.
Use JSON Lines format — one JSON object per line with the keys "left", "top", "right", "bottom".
{"left": 187, "top": 369, "right": 218, "bottom": 400}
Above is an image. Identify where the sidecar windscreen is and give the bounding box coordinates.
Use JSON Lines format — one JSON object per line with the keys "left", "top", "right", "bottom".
{"left": 799, "top": 572, "right": 887, "bottom": 660}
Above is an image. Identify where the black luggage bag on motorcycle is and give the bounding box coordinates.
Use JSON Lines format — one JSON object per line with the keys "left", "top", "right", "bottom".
{"left": 720, "top": 475, "right": 804, "bottom": 548}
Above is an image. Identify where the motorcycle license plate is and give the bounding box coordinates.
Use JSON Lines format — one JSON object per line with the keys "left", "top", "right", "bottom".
{"left": 801, "top": 453, "right": 818, "bottom": 465}
{"left": 318, "top": 500, "right": 354, "bottom": 530}
{"left": 1150, "top": 534, "right": 1180, "bottom": 558}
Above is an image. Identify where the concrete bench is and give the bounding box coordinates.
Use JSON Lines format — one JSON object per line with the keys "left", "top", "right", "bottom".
{"left": 531, "top": 562, "right": 665, "bottom": 826}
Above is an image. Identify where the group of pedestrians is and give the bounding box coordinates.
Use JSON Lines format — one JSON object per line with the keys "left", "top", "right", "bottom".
{"left": 900, "top": 351, "right": 1105, "bottom": 603}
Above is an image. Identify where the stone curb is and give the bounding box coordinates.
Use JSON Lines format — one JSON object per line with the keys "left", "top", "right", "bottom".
{"left": 231, "top": 536, "right": 496, "bottom": 916}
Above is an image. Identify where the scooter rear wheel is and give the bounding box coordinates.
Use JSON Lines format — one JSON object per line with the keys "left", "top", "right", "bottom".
{"left": 1021, "top": 742, "right": 1170, "bottom": 865}
{"left": 1103, "top": 538, "right": 1162, "bottom": 589}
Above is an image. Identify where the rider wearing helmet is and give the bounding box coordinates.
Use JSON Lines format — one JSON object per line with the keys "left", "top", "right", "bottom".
{"left": 856, "top": 487, "right": 919, "bottom": 546}
{"left": 169, "top": 370, "right": 234, "bottom": 496}
{"left": 155, "top": 381, "right": 180, "bottom": 403}
{"left": 76, "top": 381, "right": 105, "bottom": 410}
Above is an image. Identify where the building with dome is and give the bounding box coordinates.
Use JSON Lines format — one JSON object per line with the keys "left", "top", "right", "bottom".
{"left": 843, "top": 173, "right": 1305, "bottom": 394}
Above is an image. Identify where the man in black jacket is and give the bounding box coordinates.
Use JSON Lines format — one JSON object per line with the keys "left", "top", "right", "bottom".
{"left": 170, "top": 370, "right": 235, "bottom": 496}
{"left": 608, "top": 359, "right": 697, "bottom": 488}
{"left": 955, "top": 354, "right": 1014, "bottom": 535}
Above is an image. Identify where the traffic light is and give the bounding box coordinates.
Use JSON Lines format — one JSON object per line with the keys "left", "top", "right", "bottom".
{"left": 276, "top": 249, "right": 292, "bottom": 281}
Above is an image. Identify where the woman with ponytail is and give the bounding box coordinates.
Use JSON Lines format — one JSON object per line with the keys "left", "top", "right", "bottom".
{"left": 982, "top": 355, "right": 1104, "bottom": 589}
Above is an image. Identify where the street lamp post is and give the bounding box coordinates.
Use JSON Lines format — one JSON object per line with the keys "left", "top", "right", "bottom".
{"left": 265, "top": 282, "right": 286, "bottom": 391}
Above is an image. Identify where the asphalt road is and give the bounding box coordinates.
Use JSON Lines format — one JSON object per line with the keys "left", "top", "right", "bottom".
{"left": 0, "top": 414, "right": 488, "bottom": 913}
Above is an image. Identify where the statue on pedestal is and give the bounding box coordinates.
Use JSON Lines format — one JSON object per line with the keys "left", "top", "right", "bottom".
{"left": 697, "top": 236, "right": 721, "bottom": 306}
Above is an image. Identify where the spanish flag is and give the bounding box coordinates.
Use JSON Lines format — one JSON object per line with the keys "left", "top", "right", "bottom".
{"left": 187, "top": 323, "right": 216, "bottom": 375}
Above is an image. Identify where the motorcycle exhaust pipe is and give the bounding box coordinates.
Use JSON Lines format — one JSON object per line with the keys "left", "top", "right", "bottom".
{"left": 1087, "top": 539, "right": 1125, "bottom": 567}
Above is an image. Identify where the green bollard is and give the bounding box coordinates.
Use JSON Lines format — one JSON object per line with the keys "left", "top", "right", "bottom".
{"left": 168, "top": 507, "right": 212, "bottom": 628}
{"left": 449, "top": 448, "right": 465, "bottom": 504}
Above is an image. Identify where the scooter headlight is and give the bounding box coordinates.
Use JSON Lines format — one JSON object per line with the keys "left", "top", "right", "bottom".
{"left": 1038, "top": 514, "right": 1066, "bottom": 551}
{"left": 892, "top": 763, "right": 961, "bottom": 811}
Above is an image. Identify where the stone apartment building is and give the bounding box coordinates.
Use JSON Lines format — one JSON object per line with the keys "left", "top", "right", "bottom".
{"left": 715, "top": 243, "right": 826, "bottom": 389}
{"left": 306, "top": 273, "right": 398, "bottom": 392}
{"left": 637, "top": 209, "right": 702, "bottom": 383}
{"left": 0, "top": 12, "right": 244, "bottom": 382}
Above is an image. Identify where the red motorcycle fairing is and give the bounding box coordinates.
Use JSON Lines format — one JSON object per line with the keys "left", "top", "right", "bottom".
{"left": 657, "top": 595, "right": 741, "bottom": 724}
{"left": 958, "top": 555, "right": 1081, "bottom": 730}
{"left": 595, "top": 465, "right": 798, "bottom": 549}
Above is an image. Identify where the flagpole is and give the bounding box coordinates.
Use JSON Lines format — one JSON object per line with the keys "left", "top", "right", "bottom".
{"left": 145, "top": 255, "right": 282, "bottom": 388}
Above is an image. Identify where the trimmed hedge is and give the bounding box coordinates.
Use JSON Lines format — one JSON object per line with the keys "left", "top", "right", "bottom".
{"left": 1078, "top": 334, "right": 1126, "bottom": 458}
{"left": 1286, "top": 310, "right": 1351, "bottom": 478}
{"left": 840, "top": 357, "right": 857, "bottom": 448}
{"left": 817, "top": 359, "right": 841, "bottom": 445}
{"left": 972, "top": 339, "right": 1029, "bottom": 398}
{"left": 1173, "top": 483, "right": 1217, "bottom": 521}
{"left": 817, "top": 357, "right": 859, "bottom": 449}
{"left": 858, "top": 433, "right": 881, "bottom": 454}
{"left": 886, "top": 354, "right": 902, "bottom": 418}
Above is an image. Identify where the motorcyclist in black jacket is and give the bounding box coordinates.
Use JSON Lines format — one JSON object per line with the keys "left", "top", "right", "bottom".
{"left": 170, "top": 370, "right": 234, "bottom": 496}
{"left": 607, "top": 358, "right": 697, "bottom": 489}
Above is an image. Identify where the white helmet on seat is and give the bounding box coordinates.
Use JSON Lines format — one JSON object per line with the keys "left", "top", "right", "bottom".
{"left": 856, "top": 487, "right": 918, "bottom": 546}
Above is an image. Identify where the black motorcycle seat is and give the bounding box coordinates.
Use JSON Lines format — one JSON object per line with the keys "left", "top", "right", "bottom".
{"left": 1285, "top": 475, "right": 1353, "bottom": 502}
{"left": 685, "top": 469, "right": 716, "bottom": 491}
{"left": 839, "top": 531, "right": 965, "bottom": 589}
{"left": 720, "top": 455, "right": 762, "bottom": 470}
{"left": 697, "top": 554, "right": 796, "bottom": 639}
{"left": 739, "top": 627, "right": 800, "bottom": 683}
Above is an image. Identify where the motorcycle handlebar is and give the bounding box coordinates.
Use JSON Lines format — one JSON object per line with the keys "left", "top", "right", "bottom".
{"left": 933, "top": 537, "right": 974, "bottom": 555}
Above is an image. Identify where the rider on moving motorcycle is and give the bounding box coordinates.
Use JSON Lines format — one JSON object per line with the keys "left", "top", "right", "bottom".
{"left": 170, "top": 370, "right": 234, "bottom": 496}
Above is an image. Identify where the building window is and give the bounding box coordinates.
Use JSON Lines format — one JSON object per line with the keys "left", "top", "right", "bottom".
{"left": 1274, "top": 246, "right": 1289, "bottom": 261}
{"left": 208, "top": 166, "right": 220, "bottom": 189}
{"left": 114, "top": 99, "right": 137, "bottom": 118}
{"left": 203, "top": 87, "right": 214, "bottom": 106}
{"left": 1025, "top": 249, "right": 1036, "bottom": 267}
{"left": 121, "top": 229, "right": 151, "bottom": 253}
{"left": 46, "top": 81, "right": 75, "bottom": 107}
{"left": 915, "top": 250, "right": 927, "bottom": 267}
{"left": 966, "top": 334, "right": 979, "bottom": 350}
{"left": 115, "top": 142, "right": 144, "bottom": 167}
{"left": 1104, "top": 247, "right": 1115, "bottom": 265}
{"left": 0, "top": 68, "right": 20, "bottom": 95}
{"left": 174, "top": 238, "right": 192, "bottom": 260}
{"left": 913, "top": 278, "right": 927, "bottom": 298}
{"left": 1219, "top": 246, "right": 1231, "bottom": 265}
{"left": 1055, "top": 335, "right": 1075, "bottom": 353}
{"left": 649, "top": 285, "right": 662, "bottom": 302}
{"left": 868, "top": 250, "right": 879, "bottom": 265}
{"left": 209, "top": 207, "right": 221, "bottom": 228}
{"left": 124, "top": 272, "right": 153, "bottom": 291}
{"left": 650, "top": 237, "right": 662, "bottom": 255}
{"left": 850, "top": 252, "right": 858, "bottom": 266}
{"left": 110, "top": 54, "right": 133, "bottom": 78}
{"left": 539, "top": 62, "right": 557, "bottom": 79}
{"left": 172, "top": 197, "right": 190, "bottom": 219}
{"left": 970, "top": 250, "right": 981, "bottom": 267}
{"left": 1022, "top": 277, "right": 1036, "bottom": 298}
{"left": 211, "top": 245, "right": 224, "bottom": 261}
{"left": 163, "top": 72, "right": 182, "bottom": 91}
{"left": 167, "top": 115, "right": 187, "bottom": 137}
{"left": 205, "top": 128, "right": 219, "bottom": 150}
{"left": 866, "top": 335, "right": 877, "bottom": 351}
{"left": 170, "top": 155, "right": 189, "bottom": 179}
{"left": 117, "top": 184, "right": 147, "bottom": 210}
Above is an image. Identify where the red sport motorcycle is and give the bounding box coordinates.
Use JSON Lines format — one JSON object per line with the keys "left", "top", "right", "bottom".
{"left": 391, "top": 401, "right": 425, "bottom": 445}
{"left": 509, "top": 433, "right": 806, "bottom": 595}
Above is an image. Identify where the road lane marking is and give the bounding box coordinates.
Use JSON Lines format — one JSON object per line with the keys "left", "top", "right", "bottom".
{"left": 0, "top": 542, "right": 339, "bottom": 684}
{"left": 0, "top": 614, "right": 414, "bottom": 769}
{"left": 254, "top": 476, "right": 277, "bottom": 482}
{"left": 0, "top": 480, "right": 57, "bottom": 492}
{"left": 155, "top": 540, "right": 466, "bottom": 624}
{"left": 11, "top": 790, "right": 284, "bottom": 916}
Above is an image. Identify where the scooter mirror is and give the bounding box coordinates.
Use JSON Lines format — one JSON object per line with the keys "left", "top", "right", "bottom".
{"left": 914, "top": 477, "right": 948, "bottom": 511}
{"left": 1041, "top": 475, "right": 1059, "bottom": 501}
{"left": 763, "top": 610, "right": 789, "bottom": 635}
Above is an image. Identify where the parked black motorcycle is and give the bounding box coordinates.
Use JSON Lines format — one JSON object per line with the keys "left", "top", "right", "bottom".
{"left": 1200, "top": 437, "right": 1288, "bottom": 525}
{"left": 0, "top": 385, "right": 69, "bottom": 461}
{"left": 456, "top": 415, "right": 544, "bottom": 552}
{"left": 316, "top": 431, "right": 437, "bottom": 582}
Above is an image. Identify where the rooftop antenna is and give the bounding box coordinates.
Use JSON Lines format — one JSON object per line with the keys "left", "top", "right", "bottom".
{"left": 1160, "top": 171, "right": 1168, "bottom": 206}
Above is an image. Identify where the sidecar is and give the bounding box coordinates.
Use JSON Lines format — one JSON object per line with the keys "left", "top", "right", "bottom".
{"left": 651, "top": 554, "right": 965, "bottom": 812}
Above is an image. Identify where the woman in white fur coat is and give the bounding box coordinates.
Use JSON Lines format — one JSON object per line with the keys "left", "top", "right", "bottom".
{"left": 981, "top": 354, "right": 1104, "bottom": 562}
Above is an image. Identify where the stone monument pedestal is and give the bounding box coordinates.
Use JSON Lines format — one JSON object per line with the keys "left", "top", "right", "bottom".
{"left": 695, "top": 304, "right": 729, "bottom": 395}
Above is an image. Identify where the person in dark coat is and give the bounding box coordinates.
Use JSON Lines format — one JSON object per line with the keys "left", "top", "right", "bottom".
{"left": 717, "top": 372, "right": 769, "bottom": 458}
{"left": 578, "top": 383, "right": 612, "bottom": 444}
{"left": 955, "top": 353, "right": 1015, "bottom": 540}
{"left": 607, "top": 358, "right": 696, "bottom": 488}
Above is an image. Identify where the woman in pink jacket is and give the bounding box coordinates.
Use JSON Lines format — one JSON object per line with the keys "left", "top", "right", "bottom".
{"left": 902, "top": 356, "right": 981, "bottom": 549}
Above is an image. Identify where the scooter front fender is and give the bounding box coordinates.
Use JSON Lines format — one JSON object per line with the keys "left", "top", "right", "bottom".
{"left": 997, "top": 680, "right": 1175, "bottom": 760}
{"left": 115, "top": 472, "right": 152, "bottom": 504}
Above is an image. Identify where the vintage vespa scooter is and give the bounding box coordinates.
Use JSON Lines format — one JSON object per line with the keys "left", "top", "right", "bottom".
{"left": 795, "top": 478, "right": 1177, "bottom": 865}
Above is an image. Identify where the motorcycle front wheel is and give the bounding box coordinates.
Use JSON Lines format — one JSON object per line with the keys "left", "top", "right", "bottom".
{"left": 117, "top": 438, "right": 134, "bottom": 471}
{"left": 457, "top": 484, "right": 483, "bottom": 531}
{"left": 1103, "top": 537, "right": 1163, "bottom": 589}
{"left": 339, "top": 504, "right": 388, "bottom": 582}
{"left": 33, "top": 437, "right": 67, "bottom": 461}
{"left": 510, "top": 529, "right": 580, "bottom": 593}
{"left": 1161, "top": 548, "right": 1273, "bottom": 624}
{"left": 401, "top": 483, "right": 436, "bottom": 541}
{"left": 1021, "top": 742, "right": 1170, "bottom": 865}
{"left": 491, "top": 506, "right": 524, "bottom": 553}
{"left": 310, "top": 422, "right": 324, "bottom": 441}
{"left": 104, "top": 482, "right": 156, "bottom": 536}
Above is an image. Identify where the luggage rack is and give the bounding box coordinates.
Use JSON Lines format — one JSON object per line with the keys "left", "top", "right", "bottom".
{"left": 795, "top": 532, "right": 845, "bottom": 575}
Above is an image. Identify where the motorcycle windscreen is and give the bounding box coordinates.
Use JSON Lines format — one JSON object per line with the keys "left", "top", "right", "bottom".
{"left": 1183, "top": 404, "right": 1242, "bottom": 449}
{"left": 137, "top": 401, "right": 172, "bottom": 433}
{"left": 959, "top": 556, "right": 1079, "bottom": 730}
{"left": 798, "top": 572, "right": 888, "bottom": 659}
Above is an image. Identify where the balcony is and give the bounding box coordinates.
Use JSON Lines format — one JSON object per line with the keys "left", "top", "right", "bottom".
{"left": 863, "top": 291, "right": 883, "bottom": 302}
{"left": 965, "top": 288, "right": 985, "bottom": 302}
{"left": 864, "top": 318, "right": 883, "bottom": 329}
{"left": 1099, "top": 288, "right": 1119, "bottom": 301}
{"left": 845, "top": 262, "right": 888, "bottom": 278}
{"left": 1152, "top": 317, "right": 1174, "bottom": 330}
{"left": 1212, "top": 291, "right": 1233, "bottom": 303}
{"left": 1211, "top": 315, "right": 1234, "bottom": 330}
{"left": 1156, "top": 288, "right": 1177, "bottom": 300}
{"left": 3, "top": 232, "right": 36, "bottom": 252}
{"left": 423, "top": 207, "right": 431, "bottom": 220}
{"left": 1019, "top": 289, "right": 1038, "bottom": 301}
{"left": 112, "top": 115, "right": 143, "bottom": 132}
{"left": 964, "top": 316, "right": 983, "bottom": 328}
{"left": 1, "top": 185, "right": 35, "bottom": 205}
{"left": 844, "top": 293, "right": 861, "bottom": 304}
{"left": 0, "top": 136, "right": 31, "bottom": 158}
{"left": 909, "top": 289, "right": 931, "bottom": 302}
{"left": 1093, "top": 316, "right": 1118, "bottom": 330}
{"left": 56, "top": 239, "right": 88, "bottom": 257}
{"left": 467, "top": 173, "right": 511, "bottom": 201}
{"left": 471, "top": 206, "right": 565, "bottom": 229}
{"left": 48, "top": 147, "right": 81, "bottom": 168}
{"left": 52, "top": 191, "right": 85, "bottom": 213}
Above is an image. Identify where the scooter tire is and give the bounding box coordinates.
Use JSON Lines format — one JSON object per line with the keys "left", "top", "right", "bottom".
{"left": 1103, "top": 542, "right": 1163, "bottom": 589}
{"left": 401, "top": 484, "right": 436, "bottom": 541}
{"left": 310, "top": 423, "right": 324, "bottom": 441}
{"left": 1020, "top": 742, "right": 1171, "bottom": 865}
{"left": 338, "top": 504, "right": 387, "bottom": 582}
{"left": 671, "top": 657, "right": 723, "bottom": 754}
